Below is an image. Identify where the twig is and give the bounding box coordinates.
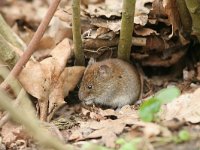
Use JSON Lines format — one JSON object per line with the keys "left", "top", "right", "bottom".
{"left": 0, "top": 67, "right": 27, "bottom": 127}
{"left": 0, "top": 89, "right": 72, "bottom": 150}
{"left": 176, "top": 0, "right": 192, "bottom": 35}
{"left": 0, "top": 88, "right": 23, "bottom": 128}
{"left": 0, "top": 0, "right": 61, "bottom": 91}
{"left": 0, "top": 14, "right": 26, "bottom": 50}
{"left": 184, "top": 0, "right": 200, "bottom": 41}
{"left": 83, "top": 37, "right": 146, "bottom": 49}
{"left": 0, "top": 34, "right": 19, "bottom": 68}
{"left": 0, "top": 66, "right": 21, "bottom": 97}
{"left": 118, "top": 0, "right": 136, "bottom": 62}
{"left": 72, "top": 0, "right": 85, "bottom": 66}
{"left": 0, "top": 113, "right": 9, "bottom": 127}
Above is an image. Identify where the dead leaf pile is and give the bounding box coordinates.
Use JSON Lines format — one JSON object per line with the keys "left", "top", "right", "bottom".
{"left": 79, "top": 0, "right": 190, "bottom": 68}
{"left": 0, "top": 0, "right": 200, "bottom": 149}
{"left": 66, "top": 105, "right": 171, "bottom": 148}
{"left": 19, "top": 38, "right": 85, "bottom": 121}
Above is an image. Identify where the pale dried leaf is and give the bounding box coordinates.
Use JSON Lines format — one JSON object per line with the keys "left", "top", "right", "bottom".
{"left": 1, "top": 122, "right": 23, "bottom": 145}
{"left": 19, "top": 39, "right": 72, "bottom": 120}
{"left": 63, "top": 66, "right": 85, "bottom": 97}
{"left": 135, "top": 28, "right": 158, "bottom": 36}
{"left": 86, "top": 0, "right": 122, "bottom": 18}
{"left": 76, "top": 106, "right": 139, "bottom": 147}
{"left": 69, "top": 130, "right": 83, "bottom": 141}
{"left": 160, "top": 88, "right": 200, "bottom": 123}
{"left": 136, "top": 122, "right": 161, "bottom": 138}
{"left": 91, "top": 18, "right": 121, "bottom": 33}
{"left": 163, "top": 0, "right": 181, "bottom": 38}
{"left": 54, "top": 8, "right": 72, "bottom": 23}
{"left": 1, "top": 0, "right": 47, "bottom": 25}
{"left": 134, "top": 0, "right": 155, "bottom": 26}
{"left": 48, "top": 17, "right": 73, "bottom": 43}
{"left": 19, "top": 60, "right": 49, "bottom": 99}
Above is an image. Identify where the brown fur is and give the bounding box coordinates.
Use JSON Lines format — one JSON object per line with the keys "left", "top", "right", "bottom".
{"left": 78, "top": 58, "right": 141, "bottom": 108}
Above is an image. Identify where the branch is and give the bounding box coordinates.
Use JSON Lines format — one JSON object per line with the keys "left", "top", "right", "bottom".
{"left": 0, "top": 15, "right": 26, "bottom": 50}
{"left": 72, "top": 0, "right": 85, "bottom": 66}
{"left": 0, "top": 89, "right": 73, "bottom": 150}
{"left": 184, "top": 0, "right": 200, "bottom": 41}
{"left": 176, "top": 0, "right": 192, "bottom": 35}
{"left": 117, "top": 0, "right": 136, "bottom": 62}
{"left": 0, "top": 0, "right": 61, "bottom": 90}
{"left": 0, "top": 34, "right": 19, "bottom": 68}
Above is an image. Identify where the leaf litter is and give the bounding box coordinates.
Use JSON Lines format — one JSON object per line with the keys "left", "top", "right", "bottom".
{"left": 0, "top": 0, "right": 200, "bottom": 150}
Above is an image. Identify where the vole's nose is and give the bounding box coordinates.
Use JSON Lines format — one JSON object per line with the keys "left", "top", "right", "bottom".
{"left": 78, "top": 89, "right": 86, "bottom": 101}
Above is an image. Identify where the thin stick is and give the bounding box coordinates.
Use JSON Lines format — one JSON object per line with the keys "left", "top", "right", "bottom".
{"left": 0, "top": 14, "right": 26, "bottom": 50}
{"left": 0, "top": 89, "right": 72, "bottom": 150}
{"left": 0, "top": 0, "right": 61, "bottom": 91}
{"left": 6, "top": 0, "right": 61, "bottom": 78}
{"left": 72, "top": 0, "right": 85, "bottom": 66}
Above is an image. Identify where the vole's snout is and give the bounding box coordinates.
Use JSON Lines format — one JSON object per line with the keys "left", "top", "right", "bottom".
{"left": 78, "top": 88, "right": 95, "bottom": 105}
{"left": 78, "top": 90, "right": 84, "bottom": 101}
{"left": 78, "top": 88, "right": 89, "bottom": 101}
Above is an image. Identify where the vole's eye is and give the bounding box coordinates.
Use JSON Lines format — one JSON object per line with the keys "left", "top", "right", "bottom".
{"left": 87, "top": 84, "right": 93, "bottom": 89}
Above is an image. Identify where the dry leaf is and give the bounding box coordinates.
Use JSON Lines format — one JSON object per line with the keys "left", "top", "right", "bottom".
{"left": 135, "top": 28, "right": 158, "bottom": 36}
{"left": 163, "top": 0, "right": 181, "bottom": 38}
{"left": 1, "top": 0, "right": 47, "bottom": 26}
{"left": 134, "top": 0, "right": 154, "bottom": 26}
{"left": 19, "top": 38, "right": 72, "bottom": 121}
{"left": 64, "top": 66, "right": 85, "bottom": 97}
{"left": 1, "top": 122, "right": 23, "bottom": 146}
{"left": 91, "top": 18, "right": 121, "bottom": 33}
{"left": 86, "top": 0, "right": 122, "bottom": 18}
{"left": 71, "top": 106, "right": 139, "bottom": 147}
{"left": 160, "top": 88, "right": 200, "bottom": 123}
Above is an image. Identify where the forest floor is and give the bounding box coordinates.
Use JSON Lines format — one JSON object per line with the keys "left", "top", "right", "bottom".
{"left": 0, "top": 0, "right": 200, "bottom": 150}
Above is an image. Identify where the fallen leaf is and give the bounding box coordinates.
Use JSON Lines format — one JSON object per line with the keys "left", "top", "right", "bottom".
{"left": 160, "top": 88, "right": 200, "bottom": 123}
{"left": 71, "top": 106, "right": 139, "bottom": 147}
{"left": 19, "top": 38, "right": 82, "bottom": 121}
{"left": 63, "top": 66, "right": 85, "bottom": 97}
{"left": 86, "top": 0, "right": 122, "bottom": 18}
{"left": 134, "top": 0, "right": 154, "bottom": 26}
{"left": 1, "top": 122, "right": 23, "bottom": 146}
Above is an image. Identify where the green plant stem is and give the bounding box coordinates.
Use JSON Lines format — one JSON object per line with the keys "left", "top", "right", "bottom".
{"left": 176, "top": 0, "right": 192, "bottom": 34}
{"left": 72, "top": 0, "right": 85, "bottom": 66}
{"left": 0, "top": 0, "right": 61, "bottom": 92}
{"left": 0, "top": 15, "right": 26, "bottom": 50}
{"left": 0, "top": 67, "right": 21, "bottom": 97}
{"left": 184, "top": 0, "right": 200, "bottom": 41}
{"left": 0, "top": 34, "right": 19, "bottom": 68}
{"left": 118, "top": 0, "right": 136, "bottom": 62}
{"left": 0, "top": 89, "right": 73, "bottom": 150}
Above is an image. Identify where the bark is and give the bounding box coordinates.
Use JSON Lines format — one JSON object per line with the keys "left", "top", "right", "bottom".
{"left": 117, "top": 0, "right": 136, "bottom": 62}
{"left": 176, "top": 0, "right": 192, "bottom": 35}
{"left": 72, "top": 0, "right": 85, "bottom": 66}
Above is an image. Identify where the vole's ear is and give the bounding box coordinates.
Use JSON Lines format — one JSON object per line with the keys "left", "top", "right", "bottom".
{"left": 98, "top": 64, "right": 112, "bottom": 78}
{"left": 88, "top": 57, "right": 96, "bottom": 66}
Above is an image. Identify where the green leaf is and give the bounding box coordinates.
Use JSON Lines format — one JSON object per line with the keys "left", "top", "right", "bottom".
{"left": 119, "top": 138, "right": 141, "bottom": 150}
{"left": 139, "top": 98, "right": 161, "bottom": 122}
{"left": 178, "top": 130, "right": 190, "bottom": 142}
{"left": 155, "top": 86, "right": 180, "bottom": 104}
{"left": 81, "top": 143, "right": 112, "bottom": 150}
{"left": 139, "top": 87, "right": 180, "bottom": 122}
{"left": 116, "top": 138, "right": 127, "bottom": 145}
{"left": 119, "top": 142, "right": 137, "bottom": 150}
